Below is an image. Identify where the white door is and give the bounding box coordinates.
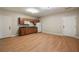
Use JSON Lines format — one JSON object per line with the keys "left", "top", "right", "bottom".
{"left": 1, "top": 16, "right": 12, "bottom": 38}
{"left": 0, "top": 16, "right": 3, "bottom": 38}
{"left": 63, "top": 16, "right": 76, "bottom": 36}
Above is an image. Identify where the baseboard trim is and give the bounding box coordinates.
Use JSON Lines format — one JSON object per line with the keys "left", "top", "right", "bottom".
{"left": 42, "top": 32, "right": 79, "bottom": 39}
{"left": 0, "top": 34, "right": 17, "bottom": 39}
{"left": 53, "top": 34, "right": 79, "bottom": 39}
{"left": 71, "top": 36, "right": 79, "bottom": 39}
{"left": 10, "top": 35, "right": 17, "bottom": 37}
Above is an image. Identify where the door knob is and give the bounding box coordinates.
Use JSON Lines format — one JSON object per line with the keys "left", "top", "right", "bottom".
{"left": 63, "top": 25, "right": 64, "bottom": 28}
{"left": 9, "top": 26, "right": 11, "bottom": 30}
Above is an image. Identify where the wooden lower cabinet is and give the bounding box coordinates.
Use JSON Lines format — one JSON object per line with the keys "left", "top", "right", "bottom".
{"left": 18, "top": 27, "right": 37, "bottom": 36}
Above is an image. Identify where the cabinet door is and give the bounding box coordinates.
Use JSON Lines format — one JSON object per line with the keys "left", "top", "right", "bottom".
{"left": 19, "top": 28, "right": 26, "bottom": 35}
{"left": 25, "top": 28, "right": 30, "bottom": 34}
{"left": 30, "top": 19, "right": 40, "bottom": 25}
{"left": 18, "top": 18, "right": 25, "bottom": 25}
{"left": 34, "top": 28, "right": 37, "bottom": 33}
{"left": 30, "top": 28, "right": 37, "bottom": 33}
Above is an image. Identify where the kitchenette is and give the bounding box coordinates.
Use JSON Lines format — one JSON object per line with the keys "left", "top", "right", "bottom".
{"left": 18, "top": 17, "right": 41, "bottom": 36}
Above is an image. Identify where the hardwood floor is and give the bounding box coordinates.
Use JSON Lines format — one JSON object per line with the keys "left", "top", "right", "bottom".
{"left": 0, "top": 33, "right": 79, "bottom": 52}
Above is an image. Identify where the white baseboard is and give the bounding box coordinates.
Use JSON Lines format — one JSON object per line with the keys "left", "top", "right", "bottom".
{"left": 42, "top": 32, "right": 63, "bottom": 36}
{"left": 0, "top": 34, "right": 17, "bottom": 39}
{"left": 42, "top": 32, "right": 79, "bottom": 39}
{"left": 52, "top": 33, "right": 79, "bottom": 39}
{"left": 10, "top": 35, "right": 17, "bottom": 37}
{"left": 71, "top": 36, "right": 79, "bottom": 39}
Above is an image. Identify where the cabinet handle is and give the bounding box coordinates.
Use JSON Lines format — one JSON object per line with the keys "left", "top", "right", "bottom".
{"left": 9, "top": 26, "right": 11, "bottom": 30}
{"left": 63, "top": 25, "right": 64, "bottom": 29}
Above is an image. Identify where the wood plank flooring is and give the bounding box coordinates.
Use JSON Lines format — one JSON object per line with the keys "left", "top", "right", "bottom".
{"left": 0, "top": 33, "right": 79, "bottom": 52}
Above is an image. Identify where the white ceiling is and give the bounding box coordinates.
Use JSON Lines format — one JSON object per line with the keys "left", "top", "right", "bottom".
{"left": 0, "top": 7, "right": 78, "bottom": 17}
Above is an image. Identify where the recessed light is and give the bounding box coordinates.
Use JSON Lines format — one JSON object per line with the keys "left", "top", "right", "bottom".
{"left": 26, "top": 8, "right": 39, "bottom": 13}
{"left": 39, "top": 7, "right": 52, "bottom": 10}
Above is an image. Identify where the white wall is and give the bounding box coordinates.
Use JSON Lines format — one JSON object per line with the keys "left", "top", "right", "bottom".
{"left": 0, "top": 10, "right": 36, "bottom": 38}
{"left": 40, "top": 10, "right": 78, "bottom": 36}
{"left": 40, "top": 15, "right": 62, "bottom": 35}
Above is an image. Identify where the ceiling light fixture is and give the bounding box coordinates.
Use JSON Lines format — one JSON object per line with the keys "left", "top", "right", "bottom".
{"left": 26, "top": 8, "right": 39, "bottom": 13}
{"left": 39, "top": 7, "right": 53, "bottom": 10}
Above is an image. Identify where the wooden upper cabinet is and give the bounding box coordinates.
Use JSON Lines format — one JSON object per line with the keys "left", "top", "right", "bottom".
{"left": 18, "top": 17, "right": 25, "bottom": 25}
{"left": 30, "top": 19, "right": 40, "bottom": 25}
{"left": 18, "top": 17, "right": 40, "bottom": 25}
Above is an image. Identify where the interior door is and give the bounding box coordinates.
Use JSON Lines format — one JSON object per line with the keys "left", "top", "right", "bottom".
{"left": 0, "top": 16, "right": 3, "bottom": 38}
{"left": 1, "top": 16, "right": 12, "bottom": 38}
{"left": 63, "top": 16, "right": 76, "bottom": 36}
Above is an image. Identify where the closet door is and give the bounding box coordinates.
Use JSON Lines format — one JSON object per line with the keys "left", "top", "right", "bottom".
{"left": 1, "top": 16, "right": 12, "bottom": 38}
{"left": 62, "top": 16, "right": 76, "bottom": 36}
{"left": 0, "top": 16, "right": 3, "bottom": 38}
